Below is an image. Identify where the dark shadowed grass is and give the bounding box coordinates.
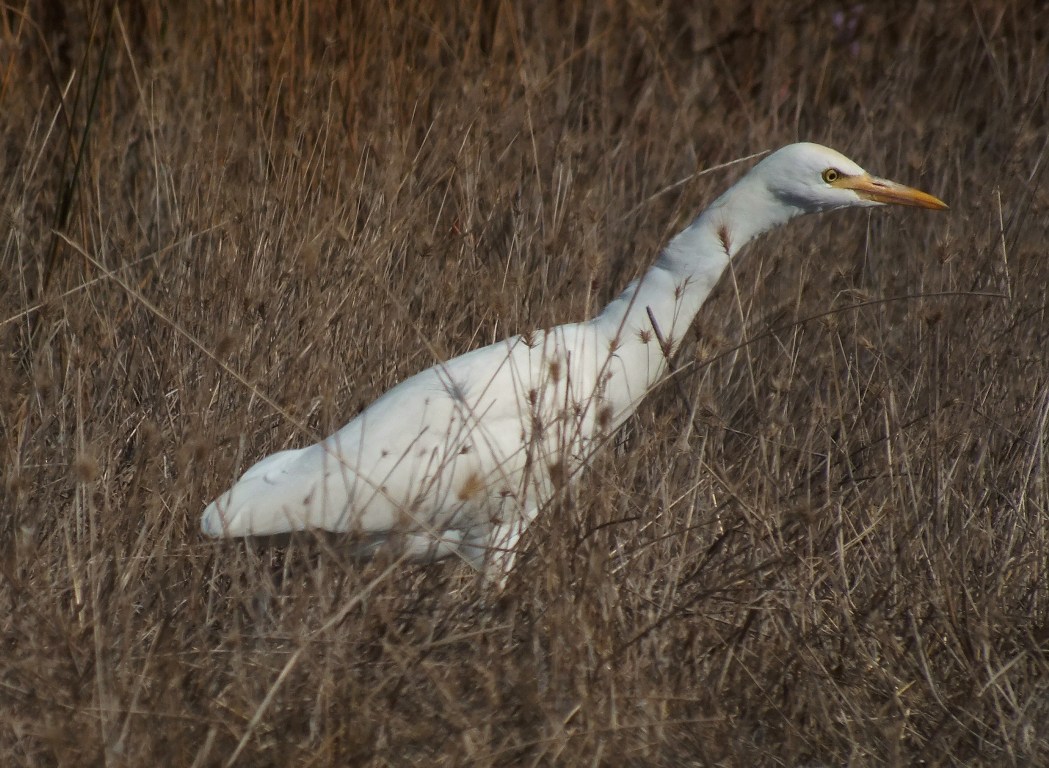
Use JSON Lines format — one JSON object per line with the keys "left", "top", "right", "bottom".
{"left": 3, "top": 0, "right": 1049, "bottom": 764}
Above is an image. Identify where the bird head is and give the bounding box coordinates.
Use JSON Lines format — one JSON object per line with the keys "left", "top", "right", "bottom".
{"left": 756, "top": 142, "right": 948, "bottom": 214}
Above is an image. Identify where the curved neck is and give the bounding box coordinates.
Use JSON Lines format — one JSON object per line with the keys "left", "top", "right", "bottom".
{"left": 590, "top": 171, "right": 805, "bottom": 415}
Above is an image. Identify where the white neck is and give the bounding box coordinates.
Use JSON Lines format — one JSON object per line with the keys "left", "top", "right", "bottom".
{"left": 591, "top": 170, "right": 806, "bottom": 415}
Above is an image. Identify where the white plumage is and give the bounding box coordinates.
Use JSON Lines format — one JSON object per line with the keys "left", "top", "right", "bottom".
{"left": 202, "top": 142, "right": 946, "bottom": 582}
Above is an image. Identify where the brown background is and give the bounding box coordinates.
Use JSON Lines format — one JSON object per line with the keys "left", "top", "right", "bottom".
{"left": 3, "top": 1, "right": 1048, "bottom": 764}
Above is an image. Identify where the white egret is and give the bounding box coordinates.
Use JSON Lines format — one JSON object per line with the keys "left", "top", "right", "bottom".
{"left": 201, "top": 142, "right": 946, "bottom": 582}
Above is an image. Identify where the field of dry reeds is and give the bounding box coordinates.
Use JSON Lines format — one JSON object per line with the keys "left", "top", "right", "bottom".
{"left": 3, "top": 1, "right": 1049, "bottom": 764}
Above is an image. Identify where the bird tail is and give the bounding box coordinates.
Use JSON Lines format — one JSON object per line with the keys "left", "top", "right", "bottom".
{"left": 201, "top": 448, "right": 318, "bottom": 537}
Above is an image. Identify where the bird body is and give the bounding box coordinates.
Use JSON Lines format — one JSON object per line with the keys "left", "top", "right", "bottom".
{"left": 202, "top": 143, "right": 947, "bottom": 581}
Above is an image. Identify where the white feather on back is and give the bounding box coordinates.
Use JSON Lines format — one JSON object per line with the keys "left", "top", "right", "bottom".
{"left": 202, "top": 319, "right": 636, "bottom": 572}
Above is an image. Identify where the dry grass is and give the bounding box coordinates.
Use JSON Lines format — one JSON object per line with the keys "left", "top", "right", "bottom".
{"left": 3, "top": 0, "right": 1049, "bottom": 764}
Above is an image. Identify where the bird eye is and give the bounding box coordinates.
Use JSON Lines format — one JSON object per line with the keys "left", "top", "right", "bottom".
{"left": 822, "top": 168, "right": 841, "bottom": 183}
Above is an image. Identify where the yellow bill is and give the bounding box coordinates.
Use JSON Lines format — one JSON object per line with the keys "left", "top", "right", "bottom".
{"left": 836, "top": 174, "right": 949, "bottom": 210}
